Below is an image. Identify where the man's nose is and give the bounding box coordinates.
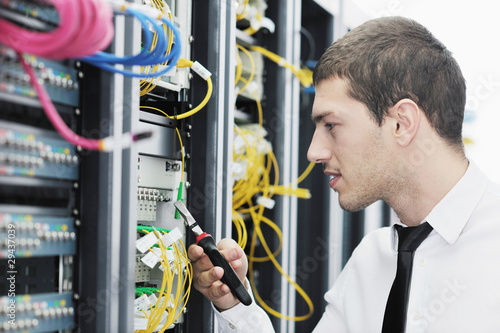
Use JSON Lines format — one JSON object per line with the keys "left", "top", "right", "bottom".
{"left": 307, "top": 130, "right": 332, "bottom": 164}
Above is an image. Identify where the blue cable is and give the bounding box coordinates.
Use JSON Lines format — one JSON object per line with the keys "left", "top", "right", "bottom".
{"left": 83, "top": 9, "right": 155, "bottom": 65}
{"left": 80, "top": 8, "right": 181, "bottom": 78}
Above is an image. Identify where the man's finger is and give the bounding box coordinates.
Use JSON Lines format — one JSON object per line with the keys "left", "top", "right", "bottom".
{"left": 196, "top": 266, "right": 224, "bottom": 289}
{"left": 188, "top": 244, "right": 204, "bottom": 262}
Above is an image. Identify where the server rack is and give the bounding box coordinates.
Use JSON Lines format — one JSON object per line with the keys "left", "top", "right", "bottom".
{"left": 0, "top": 1, "right": 379, "bottom": 332}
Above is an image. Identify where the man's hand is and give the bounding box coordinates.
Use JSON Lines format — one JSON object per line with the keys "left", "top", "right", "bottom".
{"left": 188, "top": 238, "right": 248, "bottom": 311}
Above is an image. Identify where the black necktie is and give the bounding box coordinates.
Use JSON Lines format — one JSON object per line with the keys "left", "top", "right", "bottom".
{"left": 382, "top": 222, "right": 433, "bottom": 333}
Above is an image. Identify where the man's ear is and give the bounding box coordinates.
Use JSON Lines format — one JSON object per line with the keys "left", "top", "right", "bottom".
{"left": 388, "top": 98, "right": 421, "bottom": 147}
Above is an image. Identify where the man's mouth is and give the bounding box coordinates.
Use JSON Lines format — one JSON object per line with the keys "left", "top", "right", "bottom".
{"left": 325, "top": 171, "right": 341, "bottom": 188}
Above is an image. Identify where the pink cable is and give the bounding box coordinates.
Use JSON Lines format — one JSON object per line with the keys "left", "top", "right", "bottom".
{"left": 18, "top": 51, "right": 101, "bottom": 151}
{"left": 0, "top": 0, "right": 114, "bottom": 59}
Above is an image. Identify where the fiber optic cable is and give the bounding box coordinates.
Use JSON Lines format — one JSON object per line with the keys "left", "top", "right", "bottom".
{"left": 174, "top": 127, "right": 185, "bottom": 219}
{"left": 236, "top": 0, "right": 250, "bottom": 21}
{"left": 81, "top": 7, "right": 181, "bottom": 78}
{"left": 0, "top": 0, "right": 114, "bottom": 58}
{"left": 235, "top": 45, "right": 255, "bottom": 96}
{"left": 135, "top": 229, "right": 191, "bottom": 333}
{"left": 140, "top": 0, "right": 175, "bottom": 95}
{"left": 18, "top": 52, "right": 152, "bottom": 151}
{"left": 250, "top": 46, "right": 313, "bottom": 87}
{"left": 232, "top": 50, "right": 315, "bottom": 319}
{"left": 248, "top": 202, "right": 314, "bottom": 321}
{"left": 140, "top": 59, "right": 213, "bottom": 120}
{"left": 235, "top": 50, "right": 243, "bottom": 86}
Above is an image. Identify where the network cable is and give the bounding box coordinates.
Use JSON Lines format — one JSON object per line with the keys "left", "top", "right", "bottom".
{"left": 0, "top": 0, "right": 183, "bottom": 78}
{"left": 235, "top": 44, "right": 256, "bottom": 96}
{"left": 232, "top": 46, "right": 316, "bottom": 321}
{"left": 139, "top": 0, "right": 175, "bottom": 95}
{"left": 250, "top": 45, "right": 313, "bottom": 87}
{"left": 140, "top": 59, "right": 213, "bottom": 120}
{"left": 82, "top": 6, "right": 181, "bottom": 78}
{"left": 19, "top": 53, "right": 152, "bottom": 151}
{"left": 135, "top": 228, "right": 192, "bottom": 333}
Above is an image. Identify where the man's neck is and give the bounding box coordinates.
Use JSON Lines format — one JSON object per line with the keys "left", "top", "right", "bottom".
{"left": 387, "top": 149, "right": 469, "bottom": 227}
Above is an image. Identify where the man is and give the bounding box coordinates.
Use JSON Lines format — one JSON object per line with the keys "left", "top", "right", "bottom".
{"left": 188, "top": 16, "right": 500, "bottom": 332}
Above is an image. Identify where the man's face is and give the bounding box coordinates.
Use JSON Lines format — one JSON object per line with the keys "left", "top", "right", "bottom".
{"left": 307, "top": 77, "right": 395, "bottom": 212}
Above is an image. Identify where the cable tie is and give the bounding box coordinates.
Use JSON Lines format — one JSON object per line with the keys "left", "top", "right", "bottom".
{"left": 136, "top": 231, "right": 158, "bottom": 253}
{"left": 141, "top": 250, "right": 160, "bottom": 268}
{"left": 134, "top": 318, "right": 148, "bottom": 330}
{"left": 256, "top": 196, "right": 275, "bottom": 209}
{"left": 134, "top": 294, "right": 152, "bottom": 312}
{"left": 148, "top": 293, "right": 158, "bottom": 306}
{"left": 161, "top": 227, "right": 183, "bottom": 248}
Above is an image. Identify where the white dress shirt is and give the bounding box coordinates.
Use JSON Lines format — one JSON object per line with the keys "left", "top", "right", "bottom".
{"left": 215, "top": 161, "right": 500, "bottom": 332}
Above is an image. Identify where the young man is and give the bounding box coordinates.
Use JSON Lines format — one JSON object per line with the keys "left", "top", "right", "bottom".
{"left": 188, "top": 16, "right": 500, "bottom": 332}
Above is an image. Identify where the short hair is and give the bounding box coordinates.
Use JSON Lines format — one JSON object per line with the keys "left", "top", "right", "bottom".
{"left": 313, "top": 16, "right": 466, "bottom": 148}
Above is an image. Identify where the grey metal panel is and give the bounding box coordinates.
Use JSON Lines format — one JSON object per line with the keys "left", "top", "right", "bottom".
{"left": 78, "top": 14, "right": 127, "bottom": 333}
{"left": 188, "top": 1, "right": 236, "bottom": 332}
{"left": 284, "top": 1, "right": 303, "bottom": 331}
{"left": 206, "top": 1, "right": 236, "bottom": 331}
{"left": 266, "top": 0, "right": 303, "bottom": 331}
{"left": 135, "top": 120, "right": 178, "bottom": 158}
{"left": 104, "top": 14, "right": 126, "bottom": 332}
{"left": 119, "top": 8, "right": 142, "bottom": 333}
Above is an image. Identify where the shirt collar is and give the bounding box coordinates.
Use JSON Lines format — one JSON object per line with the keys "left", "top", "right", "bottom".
{"left": 391, "top": 160, "right": 489, "bottom": 249}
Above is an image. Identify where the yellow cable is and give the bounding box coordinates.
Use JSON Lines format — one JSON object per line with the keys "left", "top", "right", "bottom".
{"left": 248, "top": 210, "right": 314, "bottom": 321}
{"left": 242, "top": 12, "right": 262, "bottom": 36}
{"left": 236, "top": 0, "right": 250, "bottom": 21}
{"left": 175, "top": 127, "right": 185, "bottom": 183}
{"left": 236, "top": 45, "right": 255, "bottom": 95}
{"left": 231, "top": 46, "right": 317, "bottom": 320}
{"left": 140, "top": 70, "right": 212, "bottom": 119}
{"left": 250, "top": 46, "right": 313, "bottom": 88}
{"left": 235, "top": 49, "right": 243, "bottom": 86}
{"left": 140, "top": 2, "right": 174, "bottom": 96}
{"left": 292, "top": 162, "right": 315, "bottom": 186}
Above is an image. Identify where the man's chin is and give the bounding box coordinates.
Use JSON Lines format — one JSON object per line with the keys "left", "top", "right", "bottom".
{"left": 338, "top": 196, "right": 371, "bottom": 213}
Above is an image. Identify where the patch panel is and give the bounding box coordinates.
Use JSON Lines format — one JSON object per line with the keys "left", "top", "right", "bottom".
{"left": 137, "top": 187, "right": 173, "bottom": 222}
{"left": 0, "top": 291, "right": 74, "bottom": 332}
{"left": 0, "top": 121, "right": 79, "bottom": 181}
{"left": 0, "top": 44, "right": 80, "bottom": 107}
{"left": 135, "top": 254, "right": 151, "bottom": 283}
{"left": 0, "top": 178, "right": 76, "bottom": 217}
{"left": 0, "top": 214, "right": 76, "bottom": 258}
{"left": 0, "top": 0, "right": 59, "bottom": 28}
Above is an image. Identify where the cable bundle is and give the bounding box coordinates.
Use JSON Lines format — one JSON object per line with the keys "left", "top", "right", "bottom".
{"left": 0, "top": 0, "right": 184, "bottom": 151}
{"left": 82, "top": 4, "right": 181, "bottom": 78}
{"left": 250, "top": 46, "right": 313, "bottom": 88}
{"left": 139, "top": 0, "right": 175, "bottom": 95}
{"left": 233, "top": 43, "right": 316, "bottom": 321}
{"left": 0, "top": 0, "right": 114, "bottom": 59}
{"left": 135, "top": 228, "right": 192, "bottom": 333}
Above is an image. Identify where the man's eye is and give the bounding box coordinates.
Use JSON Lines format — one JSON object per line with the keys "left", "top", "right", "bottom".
{"left": 325, "top": 123, "right": 335, "bottom": 130}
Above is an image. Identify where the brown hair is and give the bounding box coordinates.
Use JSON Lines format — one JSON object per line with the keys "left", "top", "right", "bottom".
{"left": 314, "top": 16, "right": 466, "bottom": 148}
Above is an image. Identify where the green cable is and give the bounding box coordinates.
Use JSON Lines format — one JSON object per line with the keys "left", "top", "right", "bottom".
{"left": 136, "top": 226, "right": 172, "bottom": 249}
{"left": 135, "top": 287, "right": 169, "bottom": 297}
{"left": 136, "top": 225, "right": 170, "bottom": 234}
{"left": 174, "top": 182, "right": 183, "bottom": 219}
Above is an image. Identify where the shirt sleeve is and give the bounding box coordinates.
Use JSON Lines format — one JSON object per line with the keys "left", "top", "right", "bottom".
{"left": 311, "top": 253, "right": 354, "bottom": 333}
{"left": 214, "top": 280, "right": 275, "bottom": 333}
